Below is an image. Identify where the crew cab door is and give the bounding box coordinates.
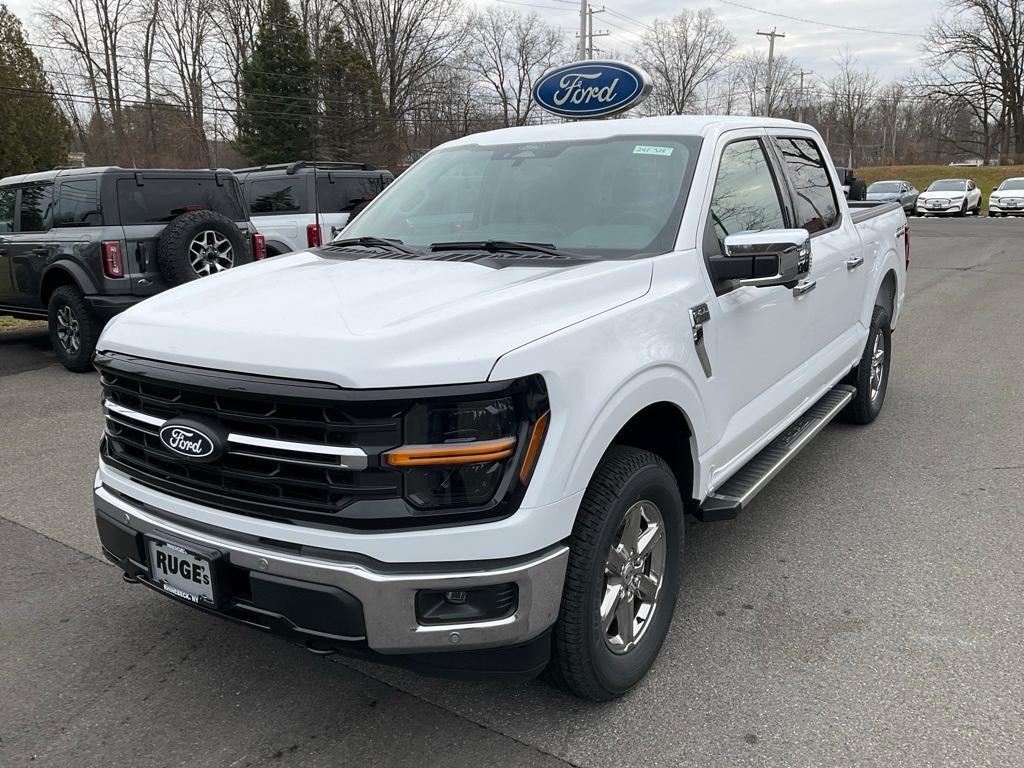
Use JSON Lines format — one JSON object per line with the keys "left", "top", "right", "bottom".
{"left": 698, "top": 133, "right": 820, "bottom": 472}
{"left": 6, "top": 183, "right": 54, "bottom": 311}
{"left": 767, "top": 133, "right": 866, "bottom": 354}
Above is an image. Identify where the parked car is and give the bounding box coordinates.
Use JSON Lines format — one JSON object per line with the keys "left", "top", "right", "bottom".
{"left": 93, "top": 116, "right": 908, "bottom": 701}
{"left": 987, "top": 177, "right": 1024, "bottom": 216}
{"left": 866, "top": 180, "right": 919, "bottom": 213}
{"left": 236, "top": 161, "right": 394, "bottom": 255}
{"left": 0, "top": 167, "right": 264, "bottom": 370}
{"left": 916, "top": 178, "right": 982, "bottom": 216}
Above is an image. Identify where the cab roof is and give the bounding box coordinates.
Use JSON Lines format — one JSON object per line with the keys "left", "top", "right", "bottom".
{"left": 0, "top": 166, "right": 236, "bottom": 187}
{"left": 442, "top": 115, "right": 812, "bottom": 149}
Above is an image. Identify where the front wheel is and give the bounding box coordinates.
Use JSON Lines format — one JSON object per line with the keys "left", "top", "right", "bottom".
{"left": 841, "top": 305, "right": 891, "bottom": 424}
{"left": 547, "top": 446, "right": 683, "bottom": 701}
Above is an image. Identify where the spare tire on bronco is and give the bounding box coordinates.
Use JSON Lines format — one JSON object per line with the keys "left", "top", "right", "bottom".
{"left": 156, "top": 209, "right": 251, "bottom": 286}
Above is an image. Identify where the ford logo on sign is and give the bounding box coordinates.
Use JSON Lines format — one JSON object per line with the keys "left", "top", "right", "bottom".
{"left": 158, "top": 420, "right": 223, "bottom": 462}
{"left": 533, "top": 60, "right": 652, "bottom": 119}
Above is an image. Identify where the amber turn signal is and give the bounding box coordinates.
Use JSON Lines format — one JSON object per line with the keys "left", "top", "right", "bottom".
{"left": 385, "top": 437, "right": 517, "bottom": 467}
{"left": 519, "top": 411, "right": 550, "bottom": 483}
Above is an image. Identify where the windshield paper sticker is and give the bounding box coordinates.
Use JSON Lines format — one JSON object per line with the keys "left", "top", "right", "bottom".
{"left": 633, "top": 145, "right": 674, "bottom": 156}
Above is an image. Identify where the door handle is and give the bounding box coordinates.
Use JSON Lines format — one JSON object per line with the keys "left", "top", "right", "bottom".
{"left": 846, "top": 255, "right": 864, "bottom": 270}
{"left": 793, "top": 279, "right": 816, "bottom": 297}
{"left": 32, "top": 247, "right": 49, "bottom": 255}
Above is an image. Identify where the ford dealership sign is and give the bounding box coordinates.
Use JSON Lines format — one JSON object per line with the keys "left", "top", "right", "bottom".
{"left": 533, "top": 60, "right": 652, "bottom": 119}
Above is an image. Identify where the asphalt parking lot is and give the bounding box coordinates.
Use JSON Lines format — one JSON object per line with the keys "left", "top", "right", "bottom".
{"left": 2, "top": 216, "right": 1023, "bottom": 767}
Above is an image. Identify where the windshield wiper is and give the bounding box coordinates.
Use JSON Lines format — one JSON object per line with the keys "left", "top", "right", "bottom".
{"left": 331, "top": 236, "right": 414, "bottom": 254}
{"left": 429, "top": 240, "right": 593, "bottom": 260}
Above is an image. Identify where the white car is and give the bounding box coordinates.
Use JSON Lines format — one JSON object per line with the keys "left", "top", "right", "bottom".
{"left": 915, "top": 178, "right": 982, "bottom": 216}
{"left": 92, "top": 116, "right": 908, "bottom": 701}
{"left": 236, "top": 161, "right": 394, "bottom": 255}
{"left": 987, "top": 177, "right": 1024, "bottom": 216}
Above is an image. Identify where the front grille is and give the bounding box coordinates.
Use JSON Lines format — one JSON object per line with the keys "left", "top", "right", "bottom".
{"left": 98, "top": 356, "right": 407, "bottom": 529}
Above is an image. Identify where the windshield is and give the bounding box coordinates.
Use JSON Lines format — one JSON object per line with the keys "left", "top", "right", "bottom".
{"left": 868, "top": 182, "right": 901, "bottom": 193}
{"left": 998, "top": 178, "right": 1024, "bottom": 191}
{"left": 927, "top": 180, "right": 967, "bottom": 192}
{"left": 339, "top": 135, "right": 701, "bottom": 257}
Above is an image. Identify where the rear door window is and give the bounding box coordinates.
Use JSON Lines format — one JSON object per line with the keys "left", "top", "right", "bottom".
{"left": 248, "top": 178, "right": 307, "bottom": 214}
{"left": 316, "top": 175, "right": 391, "bottom": 213}
{"left": 117, "top": 177, "right": 246, "bottom": 224}
{"left": 55, "top": 179, "right": 102, "bottom": 226}
{"left": 773, "top": 137, "right": 839, "bottom": 233}
{"left": 18, "top": 184, "right": 53, "bottom": 232}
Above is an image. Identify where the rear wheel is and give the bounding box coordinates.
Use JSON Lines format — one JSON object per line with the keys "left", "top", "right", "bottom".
{"left": 547, "top": 446, "right": 683, "bottom": 701}
{"left": 48, "top": 285, "right": 101, "bottom": 372}
{"left": 841, "top": 305, "right": 891, "bottom": 424}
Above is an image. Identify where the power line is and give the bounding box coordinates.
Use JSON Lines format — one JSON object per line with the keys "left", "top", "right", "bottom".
{"left": 716, "top": 0, "right": 925, "bottom": 39}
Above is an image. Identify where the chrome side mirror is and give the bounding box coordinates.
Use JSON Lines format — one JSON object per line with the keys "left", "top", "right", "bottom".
{"left": 712, "top": 228, "right": 811, "bottom": 288}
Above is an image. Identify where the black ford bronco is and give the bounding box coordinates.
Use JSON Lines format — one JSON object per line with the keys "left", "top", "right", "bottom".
{"left": 0, "top": 167, "right": 264, "bottom": 371}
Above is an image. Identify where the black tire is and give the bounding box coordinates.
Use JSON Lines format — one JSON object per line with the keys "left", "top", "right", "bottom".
{"left": 547, "top": 446, "right": 683, "bottom": 701}
{"left": 48, "top": 284, "right": 101, "bottom": 372}
{"left": 957, "top": 200, "right": 968, "bottom": 217}
{"left": 156, "top": 210, "right": 251, "bottom": 287}
{"left": 841, "top": 305, "right": 892, "bottom": 425}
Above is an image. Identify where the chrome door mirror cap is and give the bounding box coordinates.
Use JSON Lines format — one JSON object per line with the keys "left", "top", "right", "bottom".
{"left": 723, "top": 229, "right": 810, "bottom": 288}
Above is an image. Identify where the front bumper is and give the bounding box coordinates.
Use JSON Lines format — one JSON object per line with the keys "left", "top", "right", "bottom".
{"left": 988, "top": 203, "right": 1024, "bottom": 215}
{"left": 95, "top": 484, "right": 568, "bottom": 676}
{"left": 916, "top": 202, "right": 963, "bottom": 214}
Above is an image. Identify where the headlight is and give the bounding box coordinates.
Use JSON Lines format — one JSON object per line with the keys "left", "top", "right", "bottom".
{"left": 384, "top": 377, "right": 549, "bottom": 511}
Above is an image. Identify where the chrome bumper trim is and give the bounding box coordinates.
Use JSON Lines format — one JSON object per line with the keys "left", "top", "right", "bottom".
{"left": 95, "top": 485, "right": 568, "bottom": 654}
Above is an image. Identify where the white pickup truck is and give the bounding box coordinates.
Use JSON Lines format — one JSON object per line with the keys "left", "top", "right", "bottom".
{"left": 93, "top": 116, "right": 908, "bottom": 701}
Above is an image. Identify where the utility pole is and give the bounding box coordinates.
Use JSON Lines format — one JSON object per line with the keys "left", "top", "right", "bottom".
{"left": 757, "top": 27, "right": 785, "bottom": 117}
{"left": 797, "top": 69, "right": 812, "bottom": 123}
{"left": 587, "top": 6, "right": 608, "bottom": 58}
{"left": 578, "top": 0, "right": 588, "bottom": 60}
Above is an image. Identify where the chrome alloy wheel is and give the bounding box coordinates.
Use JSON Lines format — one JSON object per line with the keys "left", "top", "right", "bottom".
{"left": 869, "top": 329, "right": 886, "bottom": 401}
{"left": 601, "top": 500, "right": 667, "bottom": 654}
{"left": 188, "top": 230, "right": 234, "bottom": 276}
{"left": 55, "top": 304, "right": 81, "bottom": 354}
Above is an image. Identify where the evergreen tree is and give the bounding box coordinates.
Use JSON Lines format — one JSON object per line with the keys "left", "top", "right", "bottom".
{"left": 0, "top": 4, "right": 68, "bottom": 177}
{"left": 236, "top": 0, "right": 315, "bottom": 164}
{"left": 319, "top": 26, "right": 398, "bottom": 165}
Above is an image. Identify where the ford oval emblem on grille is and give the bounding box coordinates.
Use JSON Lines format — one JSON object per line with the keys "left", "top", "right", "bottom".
{"left": 532, "top": 60, "right": 651, "bottom": 119}
{"left": 159, "top": 420, "right": 224, "bottom": 462}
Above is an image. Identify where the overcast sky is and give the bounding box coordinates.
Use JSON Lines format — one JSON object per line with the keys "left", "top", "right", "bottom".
{"left": 6, "top": 0, "right": 935, "bottom": 83}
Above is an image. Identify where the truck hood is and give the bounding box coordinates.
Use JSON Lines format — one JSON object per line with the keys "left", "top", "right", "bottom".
{"left": 99, "top": 250, "right": 653, "bottom": 387}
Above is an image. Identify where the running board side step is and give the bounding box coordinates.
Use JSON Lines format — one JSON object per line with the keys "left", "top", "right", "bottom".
{"left": 695, "top": 385, "right": 856, "bottom": 522}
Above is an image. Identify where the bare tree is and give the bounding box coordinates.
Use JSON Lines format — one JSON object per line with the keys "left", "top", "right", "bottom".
{"left": 735, "top": 51, "right": 798, "bottom": 117}
{"left": 825, "top": 50, "right": 879, "bottom": 167}
{"left": 466, "top": 7, "right": 562, "bottom": 127}
{"left": 39, "top": 0, "right": 136, "bottom": 143}
{"left": 339, "top": 0, "right": 468, "bottom": 134}
{"left": 154, "top": 0, "right": 214, "bottom": 164}
{"left": 634, "top": 9, "right": 734, "bottom": 115}
{"left": 923, "top": 0, "right": 1023, "bottom": 162}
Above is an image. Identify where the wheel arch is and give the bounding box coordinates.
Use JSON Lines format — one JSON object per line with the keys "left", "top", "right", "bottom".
{"left": 563, "top": 370, "right": 706, "bottom": 505}
{"left": 40, "top": 262, "right": 95, "bottom": 306}
{"left": 877, "top": 268, "right": 897, "bottom": 325}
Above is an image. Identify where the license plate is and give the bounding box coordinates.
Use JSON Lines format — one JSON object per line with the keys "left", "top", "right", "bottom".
{"left": 930, "top": 201, "right": 943, "bottom": 208}
{"left": 147, "top": 538, "right": 217, "bottom": 605}
{"left": 1006, "top": 201, "right": 1018, "bottom": 208}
